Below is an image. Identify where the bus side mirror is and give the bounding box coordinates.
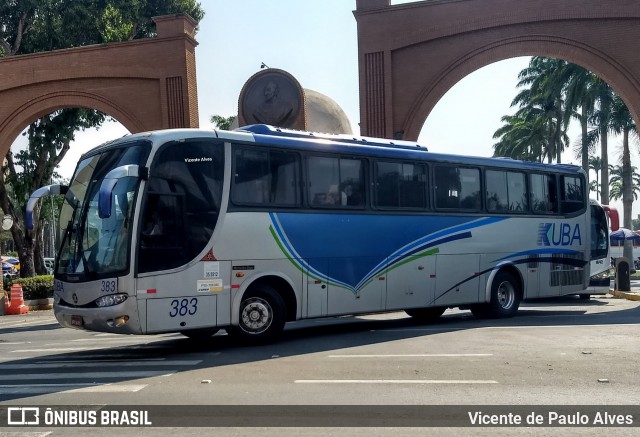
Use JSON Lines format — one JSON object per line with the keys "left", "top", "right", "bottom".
{"left": 98, "top": 165, "right": 148, "bottom": 219}
{"left": 26, "top": 184, "right": 69, "bottom": 231}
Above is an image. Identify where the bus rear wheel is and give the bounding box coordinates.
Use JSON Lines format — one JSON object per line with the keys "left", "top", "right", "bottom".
{"left": 405, "top": 307, "right": 446, "bottom": 321}
{"left": 231, "top": 285, "right": 286, "bottom": 344}
{"left": 471, "top": 271, "right": 521, "bottom": 319}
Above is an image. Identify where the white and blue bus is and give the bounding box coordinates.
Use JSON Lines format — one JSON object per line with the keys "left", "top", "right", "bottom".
{"left": 27, "top": 125, "right": 610, "bottom": 342}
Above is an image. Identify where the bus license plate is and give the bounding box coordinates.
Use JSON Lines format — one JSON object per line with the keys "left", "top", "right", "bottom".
{"left": 71, "top": 315, "right": 83, "bottom": 327}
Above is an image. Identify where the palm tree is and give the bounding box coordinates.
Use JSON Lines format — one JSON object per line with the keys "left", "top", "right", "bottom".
{"left": 510, "top": 57, "right": 569, "bottom": 163}
{"left": 609, "top": 95, "right": 639, "bottom": 236}
{"left": 608, "top": 165, "right": 639, "bottom": 201}
{"left": 589, "top": 79, "right": 616, "bottom": 203}
{"left": 563, "top": 65, "right": 598, "bottom": 173}
{"left": 589, "top": 179, "right": 600, "bottom": 198}
{"left": 588, "top": 155, "right": 603, "bottom": 201}
{"left": 493, "top": 113, "right": 548, "bottom": 161}
{"left": 210, "top": 115, "right": 236, "bottom": 130}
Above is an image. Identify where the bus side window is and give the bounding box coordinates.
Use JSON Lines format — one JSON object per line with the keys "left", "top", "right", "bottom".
{"left": 531, "top": 173, "right": 557, "bottom": 214}
{"left": 308, "top": 156, "right": 365, "bottom": 208}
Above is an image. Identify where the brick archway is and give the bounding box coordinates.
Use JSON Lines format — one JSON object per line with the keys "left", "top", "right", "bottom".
{"left": 0, "top": 14, "right": 199, "bottom": 159}
{"left": 355, "top": 0, "right": 640, "bottom": 141}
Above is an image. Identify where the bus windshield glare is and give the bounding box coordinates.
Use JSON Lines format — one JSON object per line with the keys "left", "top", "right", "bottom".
{"left": 56, "top": 142, "right": 151, "bottom": 278}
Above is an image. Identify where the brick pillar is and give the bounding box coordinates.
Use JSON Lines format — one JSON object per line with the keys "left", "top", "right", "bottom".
{"left": 153, "top": 14, "right": 199, "bottom": 128}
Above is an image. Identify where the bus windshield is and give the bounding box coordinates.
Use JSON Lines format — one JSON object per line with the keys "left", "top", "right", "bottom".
{"left": 56, "top": 141, "right": 151, "bottom": 279}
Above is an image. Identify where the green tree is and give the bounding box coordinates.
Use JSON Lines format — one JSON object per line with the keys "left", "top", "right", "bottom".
{"left": 492, "top": 113, "right": 547, "bottom": 161}
{"left": 563, "top": 65, "right": 598, "bottom": 173}
{"left": 210, "top": 115, "right": 236, "bottom": 131}
{"left": 588, "top": 79, "right": 616, "bottom": 204}
{"left": 512, "top": 57, "right": 570, "bottom": 163}
{"left": 609, "top": 95, "right": 639, "bottom": 234}
{"left": 588, "top": 155, "right": 603, "bottom": 201}
{"left": 494, "top": 57, "right": 572, "bottom": 163}
{"left": 609, "top": 163, "right": 640, "bottom": 259}
{"left": 608, "top": 165, "right": 640, "bottom": 207}
{"left": 0, "top": 0, "right": 204, "bottom": 277}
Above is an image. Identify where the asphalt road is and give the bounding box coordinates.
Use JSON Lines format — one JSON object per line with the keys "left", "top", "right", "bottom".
{"left": 0, "top": 295, "right": 639, "bottom": 436}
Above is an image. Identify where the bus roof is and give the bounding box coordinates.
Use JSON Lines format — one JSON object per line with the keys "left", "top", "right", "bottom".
{"left": 237, "top": 124, "right": 427, "bottom": 151}
{"left": 81, "top": 125, "right": 584, "bottom": 176}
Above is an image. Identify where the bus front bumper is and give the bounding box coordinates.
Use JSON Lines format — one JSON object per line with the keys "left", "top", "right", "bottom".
{"left": 54, "top": 300, "right": 142, "bottom": 335}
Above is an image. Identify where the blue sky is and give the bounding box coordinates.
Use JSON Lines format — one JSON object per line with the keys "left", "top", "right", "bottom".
{"left": 61, "top": 0, "right": 535, "bottom": 175}
{"left": 22, "top": 0, "right": 634, "bottom": 218}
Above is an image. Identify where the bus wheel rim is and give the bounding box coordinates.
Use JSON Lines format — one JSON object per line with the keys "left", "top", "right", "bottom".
{"left": 497, "top": 281, "right": 515, "bottom": 309}
{"left": 240, "top": 297, "right": 273, "bottom": 334}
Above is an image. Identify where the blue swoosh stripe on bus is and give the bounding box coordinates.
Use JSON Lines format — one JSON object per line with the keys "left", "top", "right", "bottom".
{"left": 355, "top": 217, "right": 507, "bottom": 286}
{"left": 385, "top": 217, "right": 507, "bottom": 265}
{"left": 269, "top": 213, "right": 320, "bottom": 277}
{"left": 270, "top": 213, "right": 353, "bottom": 289}
{"left": 271, "top": 213, "right": 508, "bottom": 291}
{"left": 355, "top": 231, "right": 473, "bottom": 290}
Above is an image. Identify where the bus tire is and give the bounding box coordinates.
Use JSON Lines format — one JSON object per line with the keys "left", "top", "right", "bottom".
{"left": 405, "top": 307, "right": 446, "bottom": 321}
{"left": 231, "top": 285, "right": 286, "bottom": 344}
{"left": 471, "top": 271, "right": 521, "bottom": 319}
{"left": 181, "top": 328, "right": 220, "bottom": 340}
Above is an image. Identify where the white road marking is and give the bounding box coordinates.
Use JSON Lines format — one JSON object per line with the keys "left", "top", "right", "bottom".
{"left": 6, "top": 370, "right": 176, "bottom": 380}
{"left": 66, "top": 384, "right": 147, "bottom": 393}
{"left": 35, "top": 357, "right": 167, "bottom": 363}
{"left": 328, "top": 354, "right": 493, "bottom": 358}
{"left": 0, "top": 360, "right": 201, "bottom": 370}
{"left": 11, "top": 345, "right": 165, "bottom": 353}
{"left": 375, "top": 322, "right": 640, "bottom": 333}
{"left": 295, "top": 379, "right": 498, "bottom": 384}
{"left": 0, "top": 383, "right": 146, "bottom": 394}
{"left": 10, "top": 347, "right": 100, "bottom": 353}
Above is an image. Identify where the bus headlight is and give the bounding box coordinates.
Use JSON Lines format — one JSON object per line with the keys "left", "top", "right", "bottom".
{"left": 95, "top": 294, "right": 128, "bottom": 308}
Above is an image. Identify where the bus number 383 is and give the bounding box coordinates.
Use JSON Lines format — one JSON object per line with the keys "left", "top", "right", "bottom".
{"left": 169, "top": 298, "right": 198, "bottom": 317}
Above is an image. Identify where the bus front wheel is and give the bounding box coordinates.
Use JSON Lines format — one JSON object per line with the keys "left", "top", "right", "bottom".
{"left": 471, "top": 271, "right": 521, "bottom": 319}
{"left": 231, "top": 285, "right": 286, "bottom": 343}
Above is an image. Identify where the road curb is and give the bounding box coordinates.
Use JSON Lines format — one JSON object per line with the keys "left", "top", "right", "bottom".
{"left": 610, "top": 289, "right": 640, "bottom": 301}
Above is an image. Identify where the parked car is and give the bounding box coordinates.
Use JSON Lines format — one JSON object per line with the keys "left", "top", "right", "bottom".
{"left": 2, "top": 261, "right": 17, "bottom": 277}
{"left": 1, "top": 256, "right": 20, "bottom": 272}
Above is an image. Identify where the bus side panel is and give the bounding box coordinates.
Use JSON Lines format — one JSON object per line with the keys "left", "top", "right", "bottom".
{"left": 327, "top": 256, "right": 386, "bottom": 316}
{"left": 385, "top": 255, "right": 436, "bottom": 310}
{"left": 433, "top": 254, "right": 480, "bottom": 307}
{"left": 145, "top": 295, "right": 216, "bottom": 333}
{"left": 231, "top": 259, "right": 302, "bottom": 319}
{"left": 136, "top": 259, "right": 232, "bottom": 334}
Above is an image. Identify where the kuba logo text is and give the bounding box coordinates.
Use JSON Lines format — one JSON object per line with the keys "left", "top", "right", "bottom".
{"left": 538, "top": 223, "right": 582, "bottom": 246}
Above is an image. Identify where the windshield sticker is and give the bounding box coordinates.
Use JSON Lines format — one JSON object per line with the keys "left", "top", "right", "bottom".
{"left": 197, "top": 279, "right": 224, "bottom": 293}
